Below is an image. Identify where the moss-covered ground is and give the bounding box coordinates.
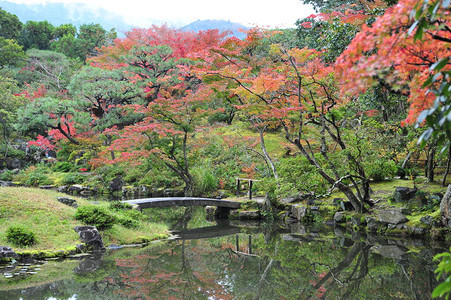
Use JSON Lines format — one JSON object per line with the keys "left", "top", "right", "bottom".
{"left": 0, "top": 187, "right": 169, "bottom": 253}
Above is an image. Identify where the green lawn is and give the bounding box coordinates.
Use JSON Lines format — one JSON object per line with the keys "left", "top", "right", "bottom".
{"left": 0, "top": 187, "right": 169, "bottom": 252}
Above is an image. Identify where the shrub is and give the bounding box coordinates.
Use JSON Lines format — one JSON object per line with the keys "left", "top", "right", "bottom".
{"left": 420, "top": 194, "right": 441, "bottom": 212}
{"left": 109, "top": 201, "right": 133, "bottom": 211}
{"left": 192, "top": 165, "right": 218, "bottom": 196}
{"left": 6, "top": 225, "right": 36, "bottom": 247}
{"left": 24, "top": 173, "right": 53, "bottom": 186}
{"left": 4, "top": 147, "right": 26, "bottom": 160}
{"left": 52, "top": 161, "right": 74, "bottom": 172}
{"left": 117, "top": 216, "right": 139, "bottom": 228}
{"left": 365, "top": 158, "right": 397, "bottom": 182}
{"left": 276, "top": 155, "right": 329, "bottom": 197}
{"left": 75, "top": 205, "right": 117, "bottom": 230}
{"left": 0, "top": 170, "right": 14, "bottom": 181}
{"left": 62, "top": 172, "right": 86, "bottom": 185}
{"left": 14, "top": 165, "right": 53, "bottom": 186}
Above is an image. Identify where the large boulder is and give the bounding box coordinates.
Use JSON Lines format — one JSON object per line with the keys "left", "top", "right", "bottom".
{"left": 290, "top": 222, "right": 307, "bottom": 234}
{"left": 393, "top": 187, "right": 418, "bottom": 202}
{"left": 280, "top": 192, "right": 315, "bottom": 205}
{"left": 0, "top": 180, "right": 16, "bottom": 187}
{"left": 333, "top": 198, "right": 354, "bottom": 211}
{"left": 6, "top": 158, "right": 24, "bottom": 170}
{"left": 138, "top": 185, "right": 152, "bottom": 197}
{"left": 69, "top": 185, "right": 84, "bottom": 193}
{"left": 333, "top": 212, "right": 346, "bottom": 224}
{"left": 237, "top": 210, "right": 260, "bottom": 220}
{"left": 280, "top": 196, "right": 297, "bottom": 205}
{"left": 56, "top": 185, "right": 69, "bottom": 193}
{"left": 57, "top": 197, "right": 78, "bottom": 208}
{"left": 376, "top": 208, "right": 408, "bottom": 225}
{"left": 74, "top": 226, "right": 105, "bottom": 251}
{"left": 69, "top": 185, "right": 95, "bottom": 196}
{"left": 122, "top": 186, "right": 138, "bottom": 198}
{"left": 109, "top": 176, "right": 123, "bottom": 192}
{"left": 440, "top": 185, "right": 451, "bottom": 227}
{"left": 0, "top": 246, "right": 17, "bottom": 258}
{"left": 371, "top": 245, "right": 408, "bottom": 259}
{"left": 291, "top": 204, "right": 307, "bottom": 221}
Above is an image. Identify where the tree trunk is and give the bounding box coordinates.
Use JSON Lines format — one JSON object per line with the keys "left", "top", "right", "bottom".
{"left": 184, "top": 181, "right": 194, "bottom": 197}
{"left": 258, "top": 130, "right": 278, "bottom": 180}
{"left": 426, "top": 143, "right": 436, "bottom": 182}
{"left": 442, "top": 145, "right": 451, "bottom": 187}
{"left": 337, "top": 182, "right": 368, "bottom": 213}
{"left": 292, "top": 137, "right": 368, "bottom": 213}
{"left": 181, "top": 130, "right": 194, "bottom": 196}
{"left": 55, "top": 123, "right": 79, "bottom": 145}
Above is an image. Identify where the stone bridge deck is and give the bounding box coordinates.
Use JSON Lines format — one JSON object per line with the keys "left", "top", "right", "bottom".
{"left": 123, "top": 197, "right": 242, "bottom": 210}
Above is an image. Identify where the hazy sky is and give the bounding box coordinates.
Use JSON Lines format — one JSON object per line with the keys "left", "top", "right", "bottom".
{"left": 7, "top": 0, "right": 315, "bottom": 28}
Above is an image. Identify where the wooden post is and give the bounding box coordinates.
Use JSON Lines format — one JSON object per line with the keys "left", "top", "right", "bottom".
{"left": 248, "top": 235, "right": 252, "bottom": 255}
{"left": 235, "top": 235, "right": 239, "bottom": 251}
{"left": 236, "top": 178, "right": 241, "bottom": 197}
{"left": 249, "top": 180, "right": 253, "bottom": 200}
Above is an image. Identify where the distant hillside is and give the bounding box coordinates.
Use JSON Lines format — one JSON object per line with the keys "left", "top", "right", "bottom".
{"left": 182, "top": 19, "right": 248, "bottom": 39}
{"left": 0, "top": 1, "right": 135, "bottom": 34}
{"left": 0, "top": 2, "right": 250, "bottom": 39}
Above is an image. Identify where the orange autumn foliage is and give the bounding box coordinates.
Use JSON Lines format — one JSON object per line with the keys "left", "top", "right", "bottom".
{"left": 336, "top": 0, "right": 450, "bottom": 124}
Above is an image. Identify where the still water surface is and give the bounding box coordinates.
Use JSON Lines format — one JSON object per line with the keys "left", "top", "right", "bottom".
{"left": 0, "top": 209, "right": 448, "bottom": 299}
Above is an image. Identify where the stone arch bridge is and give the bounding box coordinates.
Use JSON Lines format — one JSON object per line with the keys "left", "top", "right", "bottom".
{"left": 122, "top": 197, "right": 241, "bottom": 211}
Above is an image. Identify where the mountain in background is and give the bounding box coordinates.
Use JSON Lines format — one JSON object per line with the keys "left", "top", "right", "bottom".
{"left": 0, "top": 1, "right": 249, "bottom": 38}
{"left": 182, "top": 19, "right": 248, "bottom": 39}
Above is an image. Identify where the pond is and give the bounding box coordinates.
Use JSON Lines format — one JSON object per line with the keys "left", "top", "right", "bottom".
{"left": 0, "top": 207, "right": 448, "bottom": 299}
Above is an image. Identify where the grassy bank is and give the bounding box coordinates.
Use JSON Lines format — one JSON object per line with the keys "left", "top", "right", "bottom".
{"left": 0, "top": 187, "right": 169, "bottom": 252}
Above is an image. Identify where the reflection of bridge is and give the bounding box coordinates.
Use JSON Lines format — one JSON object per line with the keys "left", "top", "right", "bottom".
{"left": 123, "top": 197, "right": 242, "bottom": 210}
{"left": 172, "top": 225, "right": 242, "bottom": 240}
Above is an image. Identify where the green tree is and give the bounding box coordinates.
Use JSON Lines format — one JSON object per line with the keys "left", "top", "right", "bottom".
{"left": 16, "top": 96, "right": 85, "bottom": 145}
{"left": 17, "top": 49, "right": 79, "bottom": 92}
{"left": 68, "top": 66, "right": 141, "bottom": 131}
{"left": 50, "top": 23, "right": 78, "bottom": 59}
{"left": 0, "top": 8, "right": 22, "bottom": 40}
{"left": 0, "top": 37, "right": 26, "bottom": 69}
{"left": 50, "top": 33, "right": 78, "bottom": 59}
{"left": 75, "top": 23, "right": 116, "bottom": 61}
{"left": 124, "top": 45, "right": 180, "bottom": 103}
{"left": 52, "top": 23, "right": 76, "bottom": 39}
{"left": 0, "top": 76, "right": 23, "bottom": 149}
{"left": 19, "top": 20, "right": 54, "bottom": 50}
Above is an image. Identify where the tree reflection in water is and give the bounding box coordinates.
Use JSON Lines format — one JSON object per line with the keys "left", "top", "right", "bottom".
{"left": 108, "top": 224, "right": 445, "bottom": 299}
{"left": 0, "top": 220, "right": 446, "bottom": 299}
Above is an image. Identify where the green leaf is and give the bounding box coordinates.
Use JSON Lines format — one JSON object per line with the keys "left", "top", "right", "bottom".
{"left": 414, "top": 25, "right": 424, "bottom": 41}
{"left": 434, "top": 252, "right": 451, "bottom": 261}
{"left": 423, "top": 75, "right": 434, "bottom": 88}
{"left": 429, "top": 0, "right": 441, "bottom": 17}
{"left": 432, "top": 281, "right": 451, "bottom": 298}
{"left": 415, "top": 6, "right": 424, "bottom": 19}
{"left": 431, "top": 58, "right": 449, "bottom": 72}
